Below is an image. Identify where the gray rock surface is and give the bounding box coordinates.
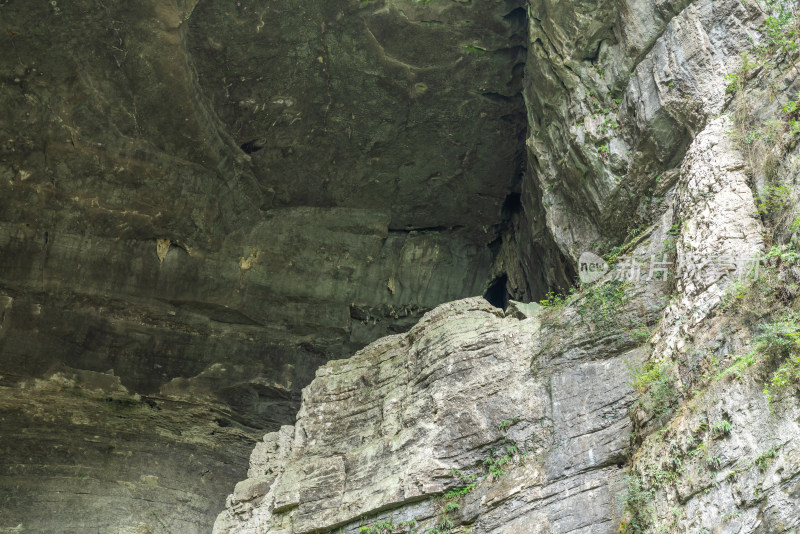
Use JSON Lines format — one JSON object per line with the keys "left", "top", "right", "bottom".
{"left": 4, "top": 0, "right": 800, "bottom": 531}
{"left": 214, "top": 292, "right": 665, "bottom": 533}
{"left": 217, "top": 1, "right": 800, "bottom": 533}
{"left": 0, "top": 0, "right": 570, "bottom": 531}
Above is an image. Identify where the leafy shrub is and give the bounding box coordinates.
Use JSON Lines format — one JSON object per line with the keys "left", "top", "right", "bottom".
{"left": 631, "top": 360, "right": 679, "bottom": 425}
{"left": 756, "top": 184, "right": 793, "bottom": 216}
{"left": 617, "top": 475, "right": 654, "bottom": 533}
{"left": 754, "top": 313, "right": 800, "bottom": 405}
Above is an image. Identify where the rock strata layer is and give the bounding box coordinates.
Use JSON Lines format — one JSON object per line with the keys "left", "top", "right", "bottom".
{"left": 0, "top": 0, "right": 570, "bottom": 531}
{"left": 214, "top": 294, "right": 664, "bottom": 533}
{"left": 217, "top": 0, "right": 800, "bottom": 531}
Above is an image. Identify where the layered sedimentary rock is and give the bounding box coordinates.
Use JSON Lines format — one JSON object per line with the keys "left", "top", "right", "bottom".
{"left": 4, "top": 0, "right": 800, "bottom": 531}
{"left": 214, "top": 288, "right": 666, "bottom": 533}
{"left": 524, "top": 0, "right": 755, "bottom": 258}
{"left": 0, "top": 0, "right": 569, "bottom": 531}
{"left": 217, "top": 108, "right": 800, "bottom": 534}
{"left": 218, "top": 0, "right": 800, "bottom": 532}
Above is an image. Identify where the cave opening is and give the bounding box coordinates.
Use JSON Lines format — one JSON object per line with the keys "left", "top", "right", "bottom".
{"left": 239, "top": 138, "right": 265, "bottom": 154}
{"left": 484, "top": 274, "right": 510, "bottom": 310}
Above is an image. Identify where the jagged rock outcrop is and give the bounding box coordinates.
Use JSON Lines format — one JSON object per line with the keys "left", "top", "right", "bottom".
{"left": 214, "top": 287, "right": 667, "bottom": 533}
{"left": 217, "top": 0, "right": 800, "bottom": 532}
{"left": 0, "top": 0, "right": 570, "bottom": 531}
{"left": 524, "top": 0, "right": 756, "bottom": 259}
{"left": 4, "top": 0, "right": 800, "bottom": 531}
{"left": 217, "top": 115, "right": 800, "bottom": 533}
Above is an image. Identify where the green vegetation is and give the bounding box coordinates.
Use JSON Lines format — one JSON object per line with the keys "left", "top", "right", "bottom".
{"left": 755, "top": 183, "right": 793, "bottom": 216}
{"left": 539, "top": 289, "right": 573, "bottom": 308}
{"left": 357, "top": 417, "right": 530, "bottom": 534}
{"left": 711, "top": 419, "right": 732, "bottom": 439}
{"left": 755, "top": 0, "right": 799, "bottom": 55}
{"left": 603, "top": 226, "right": 651, "bottom": 265}
{"left": 725, "top": 0, "right": 798, "bottom": 94}
{"left": 479, "top": 416, "right": 528, "bottom": 479}
{"left": 617, "top": 475, "right": 655, "bottom": 533}
{"left": 577, "top": 280, "right": 630, "bottom": 329}
{"left": 710, "top": 244, "right": 800, "bottom": 407}
{"left": 725, "top": 0, "right": 800, "bottom": 208}
{"left": 630, "top": 360, "right": 679, "bottom": 427}
{"left": 598, "top": 117, "right": 620, "bottom": 134}
{"left": 716, "top": 272, "right": 799, "bottom": 403}
{"left": 538, "top": 261, "right": 658, "bottom": 348}
{"left": 724, "top": 52, "right": 759, "bottom": 94}
{"left": 358, "top": 518, "right": 418, "bottom": 534}
{"left": 756, "top": 313, "right": 800, "bottom": 406}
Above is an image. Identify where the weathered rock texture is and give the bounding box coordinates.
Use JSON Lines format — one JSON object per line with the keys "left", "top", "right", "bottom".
{"left": 217, "top": 0, "right": 800, "bottom": 532}
{"left": 4, "top": 0, "right": 800, "bottom": 531}
{"left": 0, "top": 0, "right": 570, "bottom": 531}
{"left": 214, "top": 290, "right": 666, "bottom": 533}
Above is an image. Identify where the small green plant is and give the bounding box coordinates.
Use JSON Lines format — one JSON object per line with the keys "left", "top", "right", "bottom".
{"left": 443, "top": 502, "right": 460, "bottom": 514}
{"left": 724, "top": 52, "right": 758, "bottom": 94}
{"left": 719, "top": 280, "right": 749, "bottom": 310}
{"left": 711, "top": 420, "right": 732, "bottom": 439}
{"left": 630, "top": 360, "right": 679, "bottom": 426}
{"left": 754, "top": 447, "right": 778, "bottom": 470}
{"left": 358, "top": 520, "right": 395, "bottom": 534}
{"left": 443, "top": 482, "right": 476, "bottom": 500}
{"left": 781, "top": 91, "right": 800, "bottom": 118}
{"left": 756, "top": 0, "right": 799, "bottom": 54}
{"left": 631, "top": 323, "right": 654, "bottom": 344}
{"left": 756, "top": 184, "right": 793, "bottom": 216}
{"left": 539, "top": 290, "right": 569, "bottom": 307}
{"left": 715, "top": 350, "right": 760, "bottom": 382}
{"left": 578, "top": 280, "right": 630, "bottom": 329}
{"left": 706, "top": 453, "right": 723, "bottom": 471}
{"left": 755, "top": 313, "right": 800, "bottom": 359}
{"left": 359, "top": 517, "right": 418, "bottom": 534}
{"left": 482, "top": 447, "right": 513, "bottom": 478}
{"left": 789, "top": 215, "right": 800, "bottom": 234}
{"left": 497, "top": 416, "right": 520, "bottom": 432}
{"left": 765, "top": 350, "right": 800, "bottom": 406}
{"left": 750, "top": 312, "right": 800, "bottom": 407}
{"left": 598, "top": 117, "right": 620, "bottom": 134}
{"left": 617, "top": 475, "right": 654, "bottom": 533}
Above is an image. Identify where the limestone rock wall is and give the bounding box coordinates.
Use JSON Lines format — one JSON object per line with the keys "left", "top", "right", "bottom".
{"left": 4, "top": 0, "right": 800, "bottom": 531}
{"left": 523, "top": 0, "right": 756, "bottom": 258}
{"left": 213, "top": 288, "right": 666, "bottom": 533}
{"left": 217, "top": 0, "right": 800, "bottom": 532}
{"left": 0, "top": 0, "right": 569, "bottom": 531}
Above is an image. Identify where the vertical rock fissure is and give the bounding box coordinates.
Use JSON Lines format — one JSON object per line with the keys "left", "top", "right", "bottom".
{"left": 484, "top": 2, "right": 578, "bottom": 308}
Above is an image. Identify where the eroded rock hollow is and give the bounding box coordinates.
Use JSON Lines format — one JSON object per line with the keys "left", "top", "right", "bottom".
{"left": 1, "top": 0, "right": 567, "bottom": 531}
{"left": 2, "top": 0, "right": 800, "bottom": 532}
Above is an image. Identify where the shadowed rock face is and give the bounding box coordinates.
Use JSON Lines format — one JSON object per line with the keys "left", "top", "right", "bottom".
{"left": 0, "top": 0, "right": 571, "bottom": 532}
{"left": 187, "top": 0, "right": 529, "bottom": 231}
{"left": 216, "top": 0, "right": 800, "bottom": 532}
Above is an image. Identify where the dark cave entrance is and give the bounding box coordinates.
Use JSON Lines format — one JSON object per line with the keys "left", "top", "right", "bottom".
{"left": 484, "top": 274, "right": 509, "bottom": 310}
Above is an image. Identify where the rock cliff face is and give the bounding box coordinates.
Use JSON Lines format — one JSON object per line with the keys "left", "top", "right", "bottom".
{"left": 216, "top": 0, "right": 800, "bottom": 533}
{"left": 3, "top": 0, "right": 800, "bottom": 532}
{"left": 1, "top": 0, "right": 568, "bottom": 531}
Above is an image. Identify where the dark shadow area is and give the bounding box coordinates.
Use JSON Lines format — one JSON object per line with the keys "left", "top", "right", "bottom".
{"left": 484, "top": 274, "right": 509, "bottom": 310}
